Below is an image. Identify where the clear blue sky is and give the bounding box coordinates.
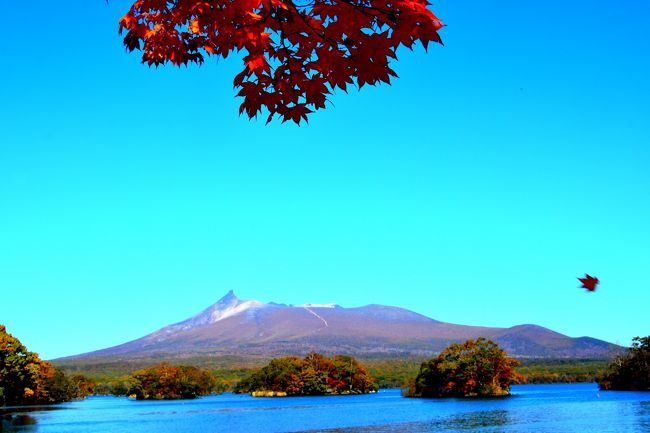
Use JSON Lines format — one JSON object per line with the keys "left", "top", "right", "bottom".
{"left": 1, "top": 1, "right": 648, "bottom": 360}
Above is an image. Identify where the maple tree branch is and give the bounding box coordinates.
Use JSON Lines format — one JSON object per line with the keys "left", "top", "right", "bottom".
{"left": 335, "top": 0, "right": 380, "bottom": 17}
{"left": 276, "top": 20, "right": 301, "bottom": 103}
{"left": 284, "top": 0, "right": 342, "bottom": 52}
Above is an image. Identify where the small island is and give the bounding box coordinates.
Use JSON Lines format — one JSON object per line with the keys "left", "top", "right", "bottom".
{"left": 127, "top": 363, "right": 217, "bottom": 400}
{"left": 235, "top": 353, "right": 377, "bottom": 396}
{"left": 598, "top": 336, "right": 650, "bottom": 391}
{"left": 403, "top": 338, "right": 519, "bottom": 398}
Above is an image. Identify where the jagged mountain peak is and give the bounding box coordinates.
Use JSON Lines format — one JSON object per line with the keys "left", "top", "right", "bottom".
{"left": 158, "top": 291, "right": 268, "bottom": 333}
{"left": 217, "top": 289, "right": 240, "bottom": 304}
{"left": 194, "top": 292, "right": 266, "bottom": 325}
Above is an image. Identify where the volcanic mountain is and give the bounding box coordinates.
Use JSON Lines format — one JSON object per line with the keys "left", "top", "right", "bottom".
{"left": 65, "top": 291, "right": 617, "bottom": 360}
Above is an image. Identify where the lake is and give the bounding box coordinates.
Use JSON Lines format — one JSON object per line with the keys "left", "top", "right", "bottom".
{"left": 2, "top": 384, "right": 649, "bottom": 432}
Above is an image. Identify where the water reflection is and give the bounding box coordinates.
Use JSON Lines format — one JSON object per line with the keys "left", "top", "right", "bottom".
{"left": 636, "top": 401, "right": 650, "bottom": 431}
{"left": 440, "top": 409, "right": 510, "bottom": 430}
{"left": 0, "top": 406, "right": 67, "bottom": 415}
{"left": 291, "top": 409, "right": 512, "bottom": 433}
{"left": 0, "top": 405, "right": 68, "bottom": 432}
{"left": 142, "top": 403, "right": 330, "bottom": 416}
{"left": 1, "top": 385, "right": 648, "bottom": 433}
{"left": 0, "top": 414, "right": 38, "bottom": 432}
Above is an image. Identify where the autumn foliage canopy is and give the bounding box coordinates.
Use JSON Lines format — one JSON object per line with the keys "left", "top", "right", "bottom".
{"left": 234, "top": 353, "right": 377, "bottom": 395}
{"left": 405, "top": 338, "right": 520, "bottom": 398}
{"left": 0, "top": 325, "right": 93, "bottom": 406}
{"left": 127, "top": 363, "right": 217, "bottom": 399}
{"left": 119, "top": 0, "right": 444, "bottom": 123}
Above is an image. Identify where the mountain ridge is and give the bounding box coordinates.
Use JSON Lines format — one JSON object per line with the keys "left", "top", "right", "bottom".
{"left": 61, "top": 291, "right": 618, "bottom": 360}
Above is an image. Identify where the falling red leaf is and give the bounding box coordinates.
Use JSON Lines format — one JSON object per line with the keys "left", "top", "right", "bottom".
{"left": 578, "top": 274, "right": 599, "bottom": 292}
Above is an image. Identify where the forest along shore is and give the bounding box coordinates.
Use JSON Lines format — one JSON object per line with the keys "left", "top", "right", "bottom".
{"left": 54, "top": 356, "right": 611, "bottom": 393}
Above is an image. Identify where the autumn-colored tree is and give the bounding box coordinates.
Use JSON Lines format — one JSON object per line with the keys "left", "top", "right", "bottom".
{"left": 404, "top": 338, "right": 520, "bottom": 398}
{"left": 599, "top": 336, "right": 650, "bottom": 391}
{"left": 234, "top": 353, "right": 377, "bottom": 395}
{"left": 0, "top": 325, "right": 90, "bottom": 406}
{"left": 258, "top": 356, "right": 305, "bottom": 394}
{"left": 127, "top": 363, "right": 217, "bottom": 400}
{"left": 301, "top": 353, "right": 332, "bottom": 394}
{"left": 1, "top": 325, "right": 49, "bottom": 405}
{"left": 119, "top": 0, "right": 444, "bottom": 124}
{"left": 234, "top": 356, "right": 307, "bottom": 395}
{"left": 330, "top": 355, "right": 376, "bottom": 394}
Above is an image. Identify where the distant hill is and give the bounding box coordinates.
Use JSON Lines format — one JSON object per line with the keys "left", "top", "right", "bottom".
{"left": 60, "top": 291, "right": 618, "bottom": 362}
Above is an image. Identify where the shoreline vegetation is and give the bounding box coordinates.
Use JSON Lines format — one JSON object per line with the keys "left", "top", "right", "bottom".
{"left": 233, "top": 353, "right": 377, "bottom": 396}
{"left": 403, "top": 338, "right": 519, "bottom": 398}
{"left": 56, "top": 355, "right": 614, "bottom": 397}
{"left": 598, "top": 336, "right": 650, "bottom": 391}
{"left": 251, "top": 390, "right": 288, "bottom": 397}
{"left": 3, "top": 325, "right": 648, "bottom": 405}
{"left": 0, "top": 325, "right": 93, "bottom": 406}
{"left": 126, "top": 363, "right": 219, "bottom": 400}
{"left": 55, "top": 355, "right": 614, "bottom": 391}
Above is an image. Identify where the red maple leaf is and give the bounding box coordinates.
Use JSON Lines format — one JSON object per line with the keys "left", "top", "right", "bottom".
{"left": 578, "top": 274, "right": 599, "bottom": 292}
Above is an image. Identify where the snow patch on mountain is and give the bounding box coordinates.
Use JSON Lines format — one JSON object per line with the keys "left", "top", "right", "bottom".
{"left": 155, "top": 290, "right": 267, "bottom": 336}
{"left": 297, "top": 303, "right": 339, "bottom": 309}
{"left": 208, "top": 299, "right": 265, "bottom": 323}
{"left": 303, "top": 306, "right": 329, "bottom": 327}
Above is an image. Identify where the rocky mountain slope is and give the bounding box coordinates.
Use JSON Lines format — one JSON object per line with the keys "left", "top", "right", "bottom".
{"left": 65, "top": 291, "right": 617, "bottom": 360}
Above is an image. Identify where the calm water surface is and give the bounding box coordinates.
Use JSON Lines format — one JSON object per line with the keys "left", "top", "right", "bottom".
{"left": 2, "top": 384, "right": 649, "bottom": 432}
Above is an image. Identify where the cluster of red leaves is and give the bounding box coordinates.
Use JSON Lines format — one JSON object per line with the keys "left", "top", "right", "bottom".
{"left": 119, "top": 0, "right": 444, "bottom": 124}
